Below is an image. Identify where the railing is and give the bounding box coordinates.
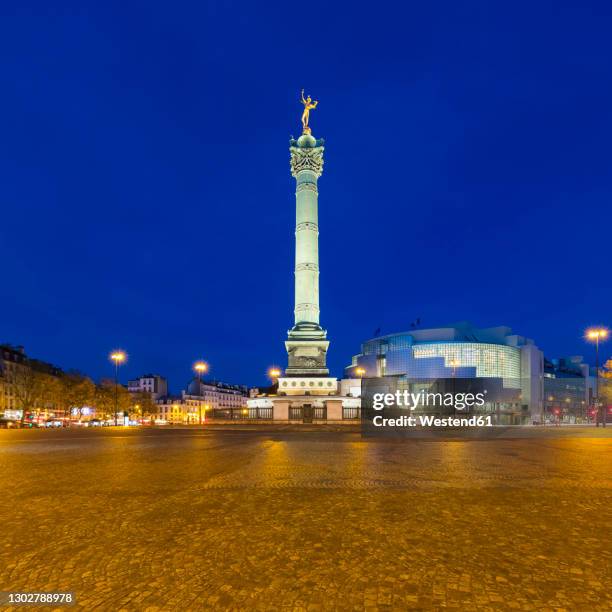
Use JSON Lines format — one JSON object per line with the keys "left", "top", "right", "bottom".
{"left": 313, "top": 407, "right": 327, "bottom": 420}
{"left": 193, "top": 405, "right": 362, "bottom": 421}
{"left": 209, "top": 407, "right": 273, "bottom": 420}
{"left": 343, "top": 407, "right": 360, "bottom": 420}
{"left": 248, "top": 407, "right": 272, "bottom": 420}
{"left": 289, "top": 407, "right": 303, "bottom": 420}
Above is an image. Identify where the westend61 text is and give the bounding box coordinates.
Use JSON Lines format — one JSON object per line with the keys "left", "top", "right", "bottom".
{"left": 372, "top": 415, "right": 494, "bottom": 427}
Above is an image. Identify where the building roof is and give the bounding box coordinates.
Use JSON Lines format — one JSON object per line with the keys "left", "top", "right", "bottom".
{"left": 363, "top": 321, "right": 536, "bottom": 348}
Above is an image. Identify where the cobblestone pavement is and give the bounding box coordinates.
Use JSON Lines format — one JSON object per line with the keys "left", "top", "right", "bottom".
{"left": 0, "top": 427, "right": 610, "bottom": 610}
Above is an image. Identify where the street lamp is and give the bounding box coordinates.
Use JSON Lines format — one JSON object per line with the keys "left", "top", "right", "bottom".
{"left": 355, "top": 367, "right": 366, "bottom": 378}
{"left": 193, "top": 362, "right": 209, "bottom": 424}
{"left": 586, "top": 328, "right": 608, "bottom": 427}
{"left": 268, "top": 367, "right": 281, "bottom": 381}
{"left": 268, "top": 366, "right": 282, "bottom": 380}
{"left": 109, "top": 350, "right": 127, "bottom": 426}
{"left": 194, "top": 361, "right": 208, "bottom": 383}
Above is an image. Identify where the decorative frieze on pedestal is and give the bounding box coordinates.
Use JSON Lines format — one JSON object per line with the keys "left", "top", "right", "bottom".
{"left": 278, "top": 377, "right": 337, "bottom": 395}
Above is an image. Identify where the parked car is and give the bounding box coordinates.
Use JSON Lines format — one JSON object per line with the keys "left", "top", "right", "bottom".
{"left": 44, "top": 418, "right": 63, "bottom": 428}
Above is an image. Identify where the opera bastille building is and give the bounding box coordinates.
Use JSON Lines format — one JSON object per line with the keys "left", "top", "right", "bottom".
{"left": 346, "top": 322, "right": 545, "bottom": 425}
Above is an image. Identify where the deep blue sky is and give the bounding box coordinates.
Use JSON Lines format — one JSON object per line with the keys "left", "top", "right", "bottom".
{"left": 1, "top": 1, "right": 611, "bottom": 391}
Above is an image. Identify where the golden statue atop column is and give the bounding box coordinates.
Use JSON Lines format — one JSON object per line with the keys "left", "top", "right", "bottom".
{"left": 300, "top": 89, "right": 318, "bottom": 134}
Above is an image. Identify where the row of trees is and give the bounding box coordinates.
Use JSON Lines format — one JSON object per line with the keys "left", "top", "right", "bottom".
{"left": 8, "top": 366, "right": 157, "bottom": 424}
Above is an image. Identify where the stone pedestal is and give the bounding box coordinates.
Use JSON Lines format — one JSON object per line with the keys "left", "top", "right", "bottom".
{"left": 326, "top": 399, "right": 343, "bottom": 422}
{"left": 273, "top": 400, "right": 289, "bottom": 421}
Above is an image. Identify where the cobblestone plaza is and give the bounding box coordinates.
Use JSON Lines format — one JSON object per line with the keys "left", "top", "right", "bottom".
{"left": 1, "top": 427, "right": 610, "bottom": 610}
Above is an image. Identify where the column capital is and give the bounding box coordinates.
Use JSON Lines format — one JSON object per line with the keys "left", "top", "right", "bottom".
{"left": 290, "top": 144, "right": 324, "bottom": 178}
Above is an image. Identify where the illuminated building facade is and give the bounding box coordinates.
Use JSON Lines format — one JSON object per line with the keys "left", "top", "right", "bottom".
{"left": 156, "top": 380, "right": 248, "bottom": 422}
{"left": 346, "top": 322, "right": 544, "bottom": 423}
{"left": 128, "top": 374, "right": 168, "bottom": 401}
{"left": 543, "top": 356, "right": 594, "bottom": 423}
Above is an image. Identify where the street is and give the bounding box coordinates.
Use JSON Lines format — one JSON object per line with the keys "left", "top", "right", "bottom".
{"left": 0, "top": 427, "right": 610, "bottom": 610}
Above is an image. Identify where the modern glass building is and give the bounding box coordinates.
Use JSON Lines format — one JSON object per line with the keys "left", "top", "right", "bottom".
{"left": 347, "top": 322, "right": 544, "bottom": 423}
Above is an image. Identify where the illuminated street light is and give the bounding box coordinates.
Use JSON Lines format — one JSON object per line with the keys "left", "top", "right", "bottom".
{"left": 193, "top": 361, "right": 209, "bottom": 423}
{"left": 355, "top": 367, "right": 366, "bottom": 378}
{"left": 268, "top": 367, "right": 282, "bottom": 380}
{"left": 587, "top": 328, "right": 608, "bottom": 341}
{"left": 109, "top": 350, "right": 127, "bottom": 426}
{"left": 194, "top": 361, "right": 208, "bottom": 376}
{"left": 110, "top": 351, "right": 126, "bottom": 365}
{"left": 194, "top": 361, "right": 209, "bottom": 387}
{"left": 586, "top": 328, "right": 608, "bottom": 427}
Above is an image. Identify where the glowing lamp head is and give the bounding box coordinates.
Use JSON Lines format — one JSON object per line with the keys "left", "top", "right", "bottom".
{"left": 194, "top": 361, "right": 208, "bottom": 374}
{"left": 110, "top": 350, "right": 127, "bottom": 364}
{"left": 586, "top": 328, "right": 609, "bottom": 341}
{"left": 355, "top": 367, "right": 366, "bottom": 377}
{"left": 268, "top": 367, "right": 281, "bottom": 379}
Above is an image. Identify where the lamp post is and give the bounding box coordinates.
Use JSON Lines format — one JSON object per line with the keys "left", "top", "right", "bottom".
{"left": 586, "top": 328, "right": 608, "bottom": 427}
{"left": 193, "top": 361, "right": 208, "bottom": 424}
{"left": 268, "top": 367, "right": 281, "bottom": 387}
{"left": 109, "top": 350, "right": 126, "bottom": 426}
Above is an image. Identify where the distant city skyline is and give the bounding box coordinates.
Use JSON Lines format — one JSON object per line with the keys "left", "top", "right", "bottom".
{"left": 1, "top": 2, "right": 611, "bottom": 388}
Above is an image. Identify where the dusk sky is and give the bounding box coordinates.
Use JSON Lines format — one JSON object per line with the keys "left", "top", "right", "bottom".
{"left": 1, "top": 1, "right": 611, "bottom": 390}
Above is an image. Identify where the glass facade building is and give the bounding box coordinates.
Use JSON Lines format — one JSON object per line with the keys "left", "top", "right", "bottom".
{"left": 347, "top": 322, "right": 544, "bottom": 424}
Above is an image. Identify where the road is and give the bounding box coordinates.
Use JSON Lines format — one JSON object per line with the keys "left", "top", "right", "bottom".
{"left": 0, "top": 427, "right": 610, "bottom": 610}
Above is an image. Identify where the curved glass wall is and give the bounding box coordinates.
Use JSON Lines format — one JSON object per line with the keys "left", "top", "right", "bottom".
{"left": 412, "top": 343, "right": 521, "bottom": 387}
{"left": 359, "top": 338, "right": 522, "bottom": 389}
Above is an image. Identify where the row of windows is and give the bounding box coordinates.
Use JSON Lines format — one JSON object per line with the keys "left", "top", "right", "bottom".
{"left": 360, "top": 342, "right": 523, "bottom": 389}
{"left": 412, "top": 343, "right": 521, "bottom": 382}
